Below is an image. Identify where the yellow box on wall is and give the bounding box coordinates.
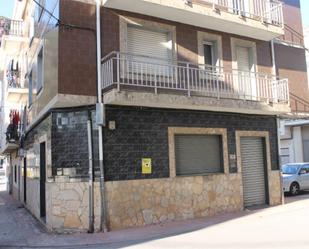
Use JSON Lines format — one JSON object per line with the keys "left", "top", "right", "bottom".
{"left": 142, "top": 158, "right": 152, "bottom": 174}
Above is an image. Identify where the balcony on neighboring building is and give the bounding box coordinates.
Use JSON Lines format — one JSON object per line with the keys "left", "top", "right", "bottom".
{"left": 6, "top": 61, "right": 28, "bottom": 102}
{"left": 101, "top": 52, "right": 290, "bottom": 115}
{"left": 0, "top": 111, "right": 20, "bottom": 155}
{"left": 0, "top": 18, "right": 26, "bottom": 51}
{"left": 102, "top": 0, "right": 284, "bottom": 41}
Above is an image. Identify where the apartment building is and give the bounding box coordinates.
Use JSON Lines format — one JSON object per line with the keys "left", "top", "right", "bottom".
{"left": 278, "top": 4, "right": 309, "bottom": 165}
{"left": 0, "top": 0, "right": 307, "bottom": 232}
{"left": 0, "top": 9, "right": 29, "bottom": 198}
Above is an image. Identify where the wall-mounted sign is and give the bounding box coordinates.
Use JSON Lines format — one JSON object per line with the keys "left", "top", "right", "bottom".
{"left": 142, "top": 158, "right": 152, "bottom": 174}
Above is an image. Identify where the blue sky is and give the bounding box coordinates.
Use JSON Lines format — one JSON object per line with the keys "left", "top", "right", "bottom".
{"left": 300, "top": 0, "right": 309, "bottom": 27}
{"left": 0, "top": 0, "right": 14, "bottom": 18}
{"left": 0, "top": 0, "right": 309, "bottom": 26}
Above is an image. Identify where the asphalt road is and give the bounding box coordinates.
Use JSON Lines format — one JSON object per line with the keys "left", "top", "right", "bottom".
{"left": 1, "top": 191, "right": 309, "bottom": 249}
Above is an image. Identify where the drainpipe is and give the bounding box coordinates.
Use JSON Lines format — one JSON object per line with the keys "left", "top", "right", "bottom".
{"left": 270, "top": 40, "right": 276, "bottom": 77}
{"left": 87, "top": 110, "right": 94, "bottom": 233}
{"left": 272, "top": 41, "right": 284, "bottom": 204}
{"left": 96, "top": 0, "right": 107, "bottom": 232}
{"left": 276, "top": 117, "right": 284, "bottom": 205}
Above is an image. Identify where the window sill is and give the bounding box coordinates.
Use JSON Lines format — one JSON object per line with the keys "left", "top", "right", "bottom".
{"left": 174, "top": 172, "right": 226, "bottom": 178}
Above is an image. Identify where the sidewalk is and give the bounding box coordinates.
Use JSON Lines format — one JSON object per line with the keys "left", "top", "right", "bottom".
{"left": 1, "top": 190, "right": 309, "bottom": 249}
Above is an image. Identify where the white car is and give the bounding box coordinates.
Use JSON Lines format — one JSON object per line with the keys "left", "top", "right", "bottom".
{"left": 282, "top": 163, "right": 309, "bottom": 195}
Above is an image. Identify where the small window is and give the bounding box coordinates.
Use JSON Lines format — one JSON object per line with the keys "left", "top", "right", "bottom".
{"left": 175, "top": 134, "right": 224, "bottom": 176}
{"left": 37, "top": 48, "right": 43, "bottom": 93}
{"left": 28, "top": 70, "right": 33, "bottom": 107}
{"left": 203, "top": 43, "right": 213, "bottom": 66}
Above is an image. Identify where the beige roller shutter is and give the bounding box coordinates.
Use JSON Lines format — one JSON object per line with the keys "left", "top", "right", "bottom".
{"left": 236, "top": 46, "right": 250, "bottom": 72}
{"left": 240, "top": 137, "right": 267, "bottom": 208}
{"left": 127, "top": 26, "right": 170, "bottom": 60}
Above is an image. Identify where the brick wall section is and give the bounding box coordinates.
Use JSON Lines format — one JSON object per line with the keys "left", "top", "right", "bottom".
{"left": 256, "top": 41, "right": 272, "bottom": 75}
{"left": 275, "top": 43, "right": 309, "bottom": 112}
{"left": 58, "top": 0, "right": 97, "bottom": 96}
{"left": 101, "top": 8, "right": 120, "bottom": 56}
{"left": 176, "top": 24, "right": 198, "bottom": 63}
{"left": 222, "top": 34, "right": 232, "bottom": 70}
{"left": 282, "top": 0, "right": 304, "bottom": 45}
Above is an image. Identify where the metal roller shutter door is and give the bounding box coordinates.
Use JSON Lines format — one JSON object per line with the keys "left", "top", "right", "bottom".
{"left": 240, "top": 137, "right": 267, "bottom": 207}
{"left": 175, "top": 135, "right": 224, "bottom": 176}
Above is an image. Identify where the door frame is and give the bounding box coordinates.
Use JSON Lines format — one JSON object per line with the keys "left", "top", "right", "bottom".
{"left": 235, "top": 131, "right": 271, "bottom": 207}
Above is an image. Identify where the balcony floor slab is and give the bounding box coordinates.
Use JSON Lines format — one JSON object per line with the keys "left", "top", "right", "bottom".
{"left": 103, "top": 88, "right": 290, "bottom": 115}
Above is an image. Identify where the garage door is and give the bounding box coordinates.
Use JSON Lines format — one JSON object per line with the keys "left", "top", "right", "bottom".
{"left": 240, "top": 137, "right": 267, "bottom": 208}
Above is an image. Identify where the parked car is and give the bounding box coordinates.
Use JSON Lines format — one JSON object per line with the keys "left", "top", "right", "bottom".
{"left": 282, "top": 163, "right": 309, "bottom": 195}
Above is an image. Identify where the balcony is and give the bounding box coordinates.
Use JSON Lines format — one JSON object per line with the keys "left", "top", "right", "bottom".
{"left": 101, "top": 52, "right": 290, "bottom": 115}
{"left": 0, "top": 123, "right": 20, "bottom": 155}
{"left": 102, "top": 0, "right": 284, "bottom": 41}
{"left": 6, "top": 69, "right": 28, "bottom": 102}
{"left": 0, "top": 19, "right": 26, "bottom": 51}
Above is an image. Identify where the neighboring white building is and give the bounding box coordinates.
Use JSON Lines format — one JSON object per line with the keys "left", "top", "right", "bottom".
{"left": 0, "top": 9, "right": 29, "bottom": 195}
{"left": 279, "top": 26, "right": 309, "bottom": 165}
{"left": 280, "top": 119, "right": 309, "bottom": 164}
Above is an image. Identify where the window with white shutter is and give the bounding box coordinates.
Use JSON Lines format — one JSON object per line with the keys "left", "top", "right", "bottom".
{"left": 127, "top": 26, "right": 171, "bottom": 60}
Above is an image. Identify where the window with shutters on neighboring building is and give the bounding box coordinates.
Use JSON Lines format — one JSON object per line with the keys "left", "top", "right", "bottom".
{"left": 37, "top": 47, "right": 44, "bottom": 93}
{"left": 28, "top": 70, "right": 33, "bottom": 107}
{"left": 174, "top": 134, "right": 224, "bottom": 176}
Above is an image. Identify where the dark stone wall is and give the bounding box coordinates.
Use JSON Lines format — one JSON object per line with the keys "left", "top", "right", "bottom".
{"left": 48, "top": 106, "right": 279, "bottom": 181}
{"left": 51, "top": 109, "right": 99, "bottom": 177}
{"left": 103, "top": 106, "right": 279, "bottom": 181}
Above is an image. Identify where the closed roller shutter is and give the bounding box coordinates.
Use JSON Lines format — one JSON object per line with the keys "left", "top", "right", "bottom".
{"left": 236, "top": 46, "right": 257, "bottom": 99}
{"left": 236, "top": 46, "right": 250, "bottom": 72}
{"left": 175, "top": 135, "right": 223, "bottom": 176}
{"left": 127, "top": 26, "right": 170, "bottom": 60}
{"left": 240, "top": 137, "right": 267, "bottom": 208}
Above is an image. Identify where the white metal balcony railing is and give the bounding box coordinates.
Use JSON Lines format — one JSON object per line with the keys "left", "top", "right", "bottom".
{"left": 0, "top": 19, "right": 23, "bottom": 37}
{"left": 101, "top": 52, "right": 289, "bottom": 104}
{"left": 185, "top": 0, "right": 284, "bottom": 27}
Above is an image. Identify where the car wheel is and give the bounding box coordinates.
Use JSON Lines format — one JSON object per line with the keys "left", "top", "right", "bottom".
{"left": 290, "top": 182, "right": 300, "bottom": 196}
